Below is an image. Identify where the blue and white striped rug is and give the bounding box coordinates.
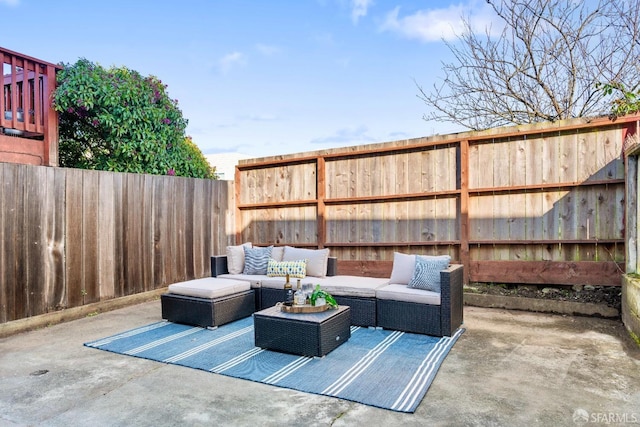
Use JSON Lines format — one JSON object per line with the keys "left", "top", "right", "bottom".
{"left": 84, "top": 317, "right": 464, "bottom": 413}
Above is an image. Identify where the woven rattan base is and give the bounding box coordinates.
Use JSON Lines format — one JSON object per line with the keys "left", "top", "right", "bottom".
{"left": 161, "top": 290, "right": 255, "bottom": 328}
{"left": 333, "top": 295, "right": 376, "bottom": 327}
{"left": 254, "top": 305, "right": 351, "bottom": 357}
{"left": 376, "top": 299, "right": 444, "bottom": 336}
{"left": 259, "top": 288, "right": 285, "bottom": 310}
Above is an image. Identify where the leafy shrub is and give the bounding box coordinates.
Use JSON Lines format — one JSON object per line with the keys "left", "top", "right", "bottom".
{"left": 598, "top": 82, "right": 640, "bottom": 120}
{"left": 53, "top": 59, "right": 215, "bottom": 179}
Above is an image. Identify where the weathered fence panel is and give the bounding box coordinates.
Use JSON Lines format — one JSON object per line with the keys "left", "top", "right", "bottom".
{"left": 0, "top": 163, "right": 233, "bottom": 324}
{"left": 236, "top": 116, "right": 637, "bottom": 285}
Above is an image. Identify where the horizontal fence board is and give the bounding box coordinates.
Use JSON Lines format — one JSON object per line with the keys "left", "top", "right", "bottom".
{"left": 468, "top": 242, "right": 624, "bottom": 262}
{"left": 469, "top": 260, "right": 624, "bottom": 286}
{"left": 239, "top": 206, "right": 318, "bottom": 246}
{"left": 337, "top": 260, "right": 393, "bottom": 278}
{"left": 239, "top": 162, "right": 317, "bottom": 205}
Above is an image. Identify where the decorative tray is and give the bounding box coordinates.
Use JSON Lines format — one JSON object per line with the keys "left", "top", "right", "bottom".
{"left": 278, "top": 303, "right": 330, "bottom": 313}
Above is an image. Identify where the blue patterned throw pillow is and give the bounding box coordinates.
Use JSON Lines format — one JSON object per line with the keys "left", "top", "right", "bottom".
{"left": 267, "top": 258, "right": 307, "bottom": 278}
{"left": 242, "top": 246, "right": 273, "bottom": 275}
{"left": 407, "top": 255, "right": 451, "bottom": 292}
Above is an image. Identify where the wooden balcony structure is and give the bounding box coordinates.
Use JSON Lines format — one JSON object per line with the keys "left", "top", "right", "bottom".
{"left": 1, "top": 46, "right": 61, "bottom": 166}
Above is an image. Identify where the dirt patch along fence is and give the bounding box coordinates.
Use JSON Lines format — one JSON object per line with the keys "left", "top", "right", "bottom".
{"left": 0, "top": 163, "right": 234, "bottom": 324}
{"left": 235, "top": 115, "right": 638, "bottom": 286}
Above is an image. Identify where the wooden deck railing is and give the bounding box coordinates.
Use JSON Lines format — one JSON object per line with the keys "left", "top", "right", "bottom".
{"left": 0, "top": 46, "right": 61, "bottom": 166}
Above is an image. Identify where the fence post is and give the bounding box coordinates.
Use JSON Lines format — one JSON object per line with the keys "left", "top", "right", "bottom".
{"left": 317, "top": 156, "right": 326, "bottom": 249}
{"left": 459, "top": 140, "right": 470, "bottom": 285}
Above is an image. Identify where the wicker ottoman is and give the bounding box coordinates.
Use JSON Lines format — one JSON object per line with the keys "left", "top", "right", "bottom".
{"left": 161, "top": 277, "right": 255, "bottom": 328}
{"left": 254, "top": 305, "right": 351, "bottom": 357}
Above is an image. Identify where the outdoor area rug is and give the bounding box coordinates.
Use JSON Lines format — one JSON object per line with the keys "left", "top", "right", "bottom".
{"left": 84, "top": 317, "right": 464, "bottom": 413}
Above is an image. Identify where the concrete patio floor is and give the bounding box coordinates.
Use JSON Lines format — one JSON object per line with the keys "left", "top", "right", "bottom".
{"left": 0, "top": 301, "right": 638, "bottom": 427}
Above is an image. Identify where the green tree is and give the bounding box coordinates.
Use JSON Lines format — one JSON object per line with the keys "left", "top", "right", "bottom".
{"left": 53, "top": 59, "right": 215, "bottom": 179}
{"left": 598, "top": 82, "right": 640, "bottom": 120}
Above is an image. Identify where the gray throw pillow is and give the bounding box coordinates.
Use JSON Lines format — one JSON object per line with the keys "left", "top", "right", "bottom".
{"left": 243, "top": 246, "right": 273, "bottom": 275}
{"left": 407, "top": 255, "right": 451, "bottom": 292}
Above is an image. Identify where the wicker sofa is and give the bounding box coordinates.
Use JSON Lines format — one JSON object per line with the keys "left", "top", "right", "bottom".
{"left": 208, "top": 247, "right": 464, "bottom": 337}
{"left": 212, "top": 255, "right": 387, "bottom": 327}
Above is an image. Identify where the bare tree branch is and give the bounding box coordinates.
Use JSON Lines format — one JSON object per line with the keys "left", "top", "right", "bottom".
{"left": 418, "top": 0, "right": 640, "bottom": 130}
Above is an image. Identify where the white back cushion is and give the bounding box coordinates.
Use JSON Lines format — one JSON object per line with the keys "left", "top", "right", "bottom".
{"left": 282, "top": 246, "right": 330, "bottom": 277}
{"left": 226, "top": 242, "right": 252, "bottom": 274}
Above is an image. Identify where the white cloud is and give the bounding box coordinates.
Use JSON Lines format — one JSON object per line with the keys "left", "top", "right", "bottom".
{"left": 351, "top": 0, "right": 373, "bottom": 24}
{"left": 218, "top": 52, "right": 246, "bottom": 74}
{"left": 380, "top": 2, "right": 498, "bottom": 42}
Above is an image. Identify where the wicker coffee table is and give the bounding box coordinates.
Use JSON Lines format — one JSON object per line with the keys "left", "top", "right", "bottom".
{"left": 253, "top": 305, "right": 351, "bottom": 357}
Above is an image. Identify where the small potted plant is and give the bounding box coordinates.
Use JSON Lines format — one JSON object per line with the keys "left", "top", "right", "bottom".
{"left": 309, "top": 285, "right": 338, "bottom": 308}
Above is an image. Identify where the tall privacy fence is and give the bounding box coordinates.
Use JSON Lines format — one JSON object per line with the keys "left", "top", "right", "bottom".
{"left": 1, "top": 115, "right": 638, "bottom": 325}
{"left": 0, "top": 163, "right": 234, "bottom": 323}
{"left": 235, "top": 115, "right": 639, "bottom": 286}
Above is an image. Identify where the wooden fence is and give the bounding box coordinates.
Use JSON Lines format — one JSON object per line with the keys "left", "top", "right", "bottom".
{"left": 0, "top": 163, "right": 234, "bottom": 323}
{"left": 235, "top": 115, "right": 639, "bottom": 286}
{"left": 2, "top": 115, "right": 637, "bottom": 325}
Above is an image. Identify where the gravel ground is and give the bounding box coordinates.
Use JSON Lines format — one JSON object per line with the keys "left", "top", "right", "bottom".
{"left": 464, "top": 283, "right": 622, "bottom": 312}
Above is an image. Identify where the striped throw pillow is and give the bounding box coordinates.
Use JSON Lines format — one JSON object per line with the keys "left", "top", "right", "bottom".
{"left": 407, "top": 255, "right": 451, "bottom": 292}
{"left": 242, "top": 246, "right": 273, "bottom": 275}
{"left": 266, "top": 258, "right": 307, "bottom": 278}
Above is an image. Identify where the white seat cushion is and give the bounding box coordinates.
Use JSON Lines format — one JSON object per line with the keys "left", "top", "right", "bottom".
{"left": 312, "top": 276, "right": 389, "bottom": 298}
{"left": 168, "top": 277, "right": 251, "bottom": 299}
{"left": 218, "top": 274, "right": 270, "bottom": 288}
{"left": 261, "top": 275, "right": 388, "bottom": 297}
{"left": 260, "top": 277, "right": 315, "bottom": 290}
{"left": 376, "top": 284, "right": 441, "bottom": 305}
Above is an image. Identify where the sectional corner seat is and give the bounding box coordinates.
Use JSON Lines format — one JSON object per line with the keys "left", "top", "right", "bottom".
{"left": 161, "top": 246, "right": 464, "bottom": 337}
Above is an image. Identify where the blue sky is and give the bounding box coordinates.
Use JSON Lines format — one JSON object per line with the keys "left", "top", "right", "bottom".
{"left": 1, "top": 0, "right": 497, "bottom": 158}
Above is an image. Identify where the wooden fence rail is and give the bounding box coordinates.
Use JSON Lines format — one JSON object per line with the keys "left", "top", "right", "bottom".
{"left": 0, "top": 163, "right": 234, "bottom": 324}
